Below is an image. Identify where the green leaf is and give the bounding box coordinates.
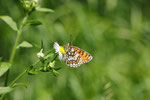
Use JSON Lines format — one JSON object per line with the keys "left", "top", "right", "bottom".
{"left": 0, "top": 87, "right": 13, "bottom": 94}
{"left": 39, "top": 67, "right": 49, "bottom": 72}
{"left": 36, "top": 7, "right": 54, "bottom": 13}
{"left": 0, "top": 62, "right": 11, "bottom": 77}
{"left": 27, "top": 66, "right": 33, "bottom": 72}
{"left": 0, "top": 16, "right": 18, "bottom": 31}
{"left": 28, "top": 69, "right": 38, "bottom": 75}
{"left": 25, "top": 20, "right": 42, "bottom": 26}
{"left": 13, "top": 83, "right": 28, "bottom": 88}
{"left": 52, "top": 69, "right": 59, "bottom": 76}
{"left": 32, "top": 43, "right": 41, "bottom": 48}
{"left": 17, "top": 41, "right": 33, "bottom": 49}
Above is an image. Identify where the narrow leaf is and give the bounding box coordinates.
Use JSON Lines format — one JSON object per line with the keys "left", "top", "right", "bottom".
{"left": 25, "top": 20, "right": 42, "bottom": 26}
{"left": 13, "top": 83, "right": 28, "bottom": 88}
{"left": 32, "top": 43, "right": 41, "bottom": 49}
{"left": 52, "top": 69, "right": 59, "bottom": 76}
{"left": 36, "top": 7, "right": 54, "bottom": 13}
{"left": 0, "top": 87, "right": 13, "bottom": 94}
{"left": 0, "top": 16, "right": 18, "bottom": 31}
{"left": 0, "top": 62, "right": 11, "bottom": 77}
{"left": 17, "top": 41, "right": 33, "bottom": 49}
{"left": 28, "top": 69, "right": 38, "bottom": 75}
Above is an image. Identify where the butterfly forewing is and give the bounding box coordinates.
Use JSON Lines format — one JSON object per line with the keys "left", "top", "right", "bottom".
{"left": 71, "top": 46, "right": 93, "bottom": 63}
{"left": 64, "top": 44, "right": 93, "bottom": 67}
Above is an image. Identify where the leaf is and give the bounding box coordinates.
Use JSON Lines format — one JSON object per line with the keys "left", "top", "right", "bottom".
{"left": 17, "top": 41, "right": 33, "bottom": 49}
{"left": 27, "top": 66, "right": 33, "bottom": 72}
{"left": 25, "top": 20, "right": 42, "bottom": 26}
{"left": 28, "top": 69, "right": 38, "bottom": 75}
{"left": 39, "top": 67, "right": 49, "bottom": 72}
{"left": 36, "top": 7, "right": 54, "bottom": 13}
{"left": 13, "top": 83, "right": 28, "bottom": 88}
{"left": 0, "top": 62, "right": 11, "bottom": 77}
{"left": 0, "top": 87, "right": 13, "bottom": 94}
{"left": 52, "top": 69, "right": 59, "bottom": 76}
{"left": 0, "top": 16, "right": 18, "bottom": 31}
{"left": 32, "top": 43, "right": 41, "bottom": 48}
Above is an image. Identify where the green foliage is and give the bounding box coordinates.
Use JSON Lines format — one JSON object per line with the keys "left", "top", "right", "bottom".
{"left": 0, "top": 16, "right": 18, "bottom": 31}
{"left": 17, "top": 41, "right": 33, "bottom": 49}
{"left": 25, "top": 20, "right": 42, "bottom": 26}
{"left": 0, "top": 62, "right": 11, "bottom": 77}
{"left": 12, "top": 83, "right": 28, "bottom": 88}
{"left": 28, "top": 69, "right": 38, "bottom": 75}
{"left": 0, "top": 87, "right": 13, "bottom": 94}
{"left": 20, "top": 0, "right": 38, "bottom": 12}
{"left": 36, "top": 7, "right": 54, "bottom": 13}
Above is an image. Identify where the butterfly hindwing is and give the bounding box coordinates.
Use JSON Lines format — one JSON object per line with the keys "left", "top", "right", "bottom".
{"left": 71, "top": 46, "right": 93, "bottom": 64}
{"left": 64, "top": 46, "right": 82, "bottom": 67}
{"left": 64, "top": 43, "right": 92, "bottom": 67}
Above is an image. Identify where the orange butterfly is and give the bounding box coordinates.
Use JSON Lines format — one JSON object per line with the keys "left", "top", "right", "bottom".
{"left": 63, "top": 43, "right": 93, "bottom": 67}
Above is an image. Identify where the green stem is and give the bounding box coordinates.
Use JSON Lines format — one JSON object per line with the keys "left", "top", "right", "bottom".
{"left": 51, "top": 54, "right": 58, "bottom": 62}
{"left": 1, "top": 48, "right": 55, "bottom": 100}
{"left": 9, "top": 70, "right": 27, "bottom": 87}
{"left": 9, "top": 14, "right": 28, "bottom": 64}
{"left": 1, "top": 59, "right": 40, "bottom": 100}
{"left": 0, "top": 70, "right": 27, "bottom": 100}
{"left": 4, "top": 14, "right": 28, "bottom": 86}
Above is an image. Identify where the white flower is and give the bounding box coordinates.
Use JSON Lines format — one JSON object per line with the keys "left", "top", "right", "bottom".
{"left": 53, "top": 42, "right": 65, "bottom": 60}
{"left": 37, "top": 49, "right": 44, "bottom": 59}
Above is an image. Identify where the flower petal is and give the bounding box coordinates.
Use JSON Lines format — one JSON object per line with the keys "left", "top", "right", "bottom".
{"left": 53, "top": 42, "right": 64, "bottom": 61}
{"left": 58, "top": 52, "right": 63, "bottom": 60}
{"left": 54, "top": 42, "right": 60, "bottom": 53}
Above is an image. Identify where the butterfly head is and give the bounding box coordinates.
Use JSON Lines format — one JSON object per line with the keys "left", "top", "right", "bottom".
{"left": 63, "top": 43, "right": 71, "bottom": 51}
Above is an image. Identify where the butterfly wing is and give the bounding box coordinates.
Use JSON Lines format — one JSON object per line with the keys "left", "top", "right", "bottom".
{"left": 71, "top": 46, "right": 93, "bottom": 64}
{"left": 64, "top": 46, "right": 82, "bottom": 67}
{"left": 64, "top": 44, "right": 92, "bottom": 67}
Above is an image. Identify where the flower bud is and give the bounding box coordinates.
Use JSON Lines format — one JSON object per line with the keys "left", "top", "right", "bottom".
{"left": 32, "top": 0, "right": 39, "bottom": 8}
{"left": 49, "top": 61, "right": 55, "bottom": 68}
{"left": 22, "top": 0, "right": 31, "bottom": 11}
{"left": 37, "top": 49, "right": 44, "bottom": 59}
{"left": 20, "top": 0, "right": 39, "bottom": 12}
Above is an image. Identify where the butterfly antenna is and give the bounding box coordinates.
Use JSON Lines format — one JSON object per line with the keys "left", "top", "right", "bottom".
{"left": 69, "top": 34, "right": 73, "bottom": 45}
{"left": 64, "top": 35, "right": 72, "bottom": 47}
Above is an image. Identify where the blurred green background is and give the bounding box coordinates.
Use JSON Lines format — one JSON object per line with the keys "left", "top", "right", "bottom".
{"left": 1, "top": 0, "right": 150, "bottom": 100}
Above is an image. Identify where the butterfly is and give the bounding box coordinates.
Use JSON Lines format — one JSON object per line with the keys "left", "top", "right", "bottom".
{"left": 63, "top": 43, "right": 93, "bottom": 67}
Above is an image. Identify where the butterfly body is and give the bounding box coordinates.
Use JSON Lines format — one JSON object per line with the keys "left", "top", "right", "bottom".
{"left": 64, "top": 43, "right": 93, "bottom": 67}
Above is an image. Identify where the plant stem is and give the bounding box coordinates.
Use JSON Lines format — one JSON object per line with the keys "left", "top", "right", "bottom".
{"left": 0, "top": 70, "right": 27, "bottom": 100}
{"left": 4, "top": 14, "right": 28, "bottom": 87}
{"left": 1, "top": 59, "right": 40, "bottom": 100}
{"left": 9, "top": 70, "right": 27, "bottom": 87}
{"left": 0, "top": 49, "right": 55, "bottom": 100}
{"left": 9, "top": 49, "right": 54, "bottom": 86}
